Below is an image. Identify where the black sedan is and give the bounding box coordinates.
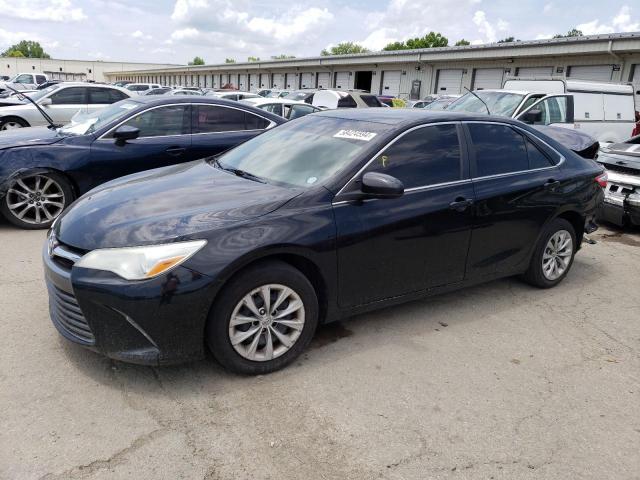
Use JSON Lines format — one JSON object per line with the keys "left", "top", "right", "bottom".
{"left": 44, "top": 109, "right": 605, "bottom": 375}
{"left": 0, "top": 96, "right": 284, "bottom": 228}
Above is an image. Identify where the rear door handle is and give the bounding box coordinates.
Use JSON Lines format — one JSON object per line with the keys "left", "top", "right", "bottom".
{"left": 166, "top": 146, "right": 186, "bottom": 156}
{"left": 544, "top": 179, "right": 561, "bottom": 190}
{"left": 449, "top": 197, "right": 474, "bottom": 212}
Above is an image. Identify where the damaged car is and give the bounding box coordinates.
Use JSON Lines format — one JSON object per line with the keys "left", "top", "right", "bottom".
{"left": 596, "top": 135, "right": 640, "bottom": 227}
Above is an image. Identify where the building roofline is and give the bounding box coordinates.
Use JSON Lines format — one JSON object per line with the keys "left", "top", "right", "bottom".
{"left": 0, "top": 56, "right": 182, "bottom": 66}
{"left": 107, "top": 31, "right": 640, "bottom": 75}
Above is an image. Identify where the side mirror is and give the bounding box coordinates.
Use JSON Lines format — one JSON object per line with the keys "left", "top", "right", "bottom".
{"left": 39, "top": 97, "right": 52, "bottom": 106}
{"left": 113, "top": 125, "right": 140, "bottom": 146}
{"left": 361, "top": 172, "right": 404, "bottom": 199}
{"left": 520, "top": 108, "right": 543, "bottom": 124}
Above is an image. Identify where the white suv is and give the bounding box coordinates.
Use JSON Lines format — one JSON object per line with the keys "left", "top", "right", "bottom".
{"left": 125, "top": 83, "right": 161, "bottom": 95}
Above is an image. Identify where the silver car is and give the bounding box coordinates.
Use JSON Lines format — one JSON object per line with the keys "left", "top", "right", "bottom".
{"left": 0, "top": 83, "right": 133, "bottom": 130}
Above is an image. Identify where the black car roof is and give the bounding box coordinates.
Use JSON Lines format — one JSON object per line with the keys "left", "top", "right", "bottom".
{"left": 314, "top": 108, "right": 521, "bottom": 128}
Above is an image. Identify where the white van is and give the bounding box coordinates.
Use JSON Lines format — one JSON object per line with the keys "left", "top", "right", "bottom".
{"left": 447, "top": 78, "right": 636, "bottom": 143}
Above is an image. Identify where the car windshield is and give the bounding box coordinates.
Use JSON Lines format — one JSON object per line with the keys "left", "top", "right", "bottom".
{"left": 58, "top": 99, "right": 140, "bottom": 135}
{"left": 447, "top": 91, "right": 525, "bottom": 116}
{"left": 214, "top": 115, "right": 389, "bottom": 188}
{"left": 423, "top": 98, "right": 455, "bottom": 111}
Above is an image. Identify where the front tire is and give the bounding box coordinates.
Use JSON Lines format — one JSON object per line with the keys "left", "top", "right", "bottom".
{"left": 522, "top": 218, "right": 576, "bottom": 288}
{"left": 206, "top": 261, "right": 319, "bottom": 375}
{"left": 0, "top": 117, "right": 29, "bottom": 130}
{"left": 0, "top": 172, "right": 74, "bottom": 229}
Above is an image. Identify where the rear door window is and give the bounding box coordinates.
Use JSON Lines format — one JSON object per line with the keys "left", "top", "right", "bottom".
{"left": 364, "top": 124, "right": 463, "bottom": 188}
{"left": 194, "top": 105, "right": 269, "bottom": 133}
{"left": 337, "top": 95, "right": 357, "bottom": 108}
{"left": 35, "top": 75, "right": 46, "bottom": 84}
{"left": 361, "top": 95, "right": 382, "bottom": 107}
{"left": 468, "top": 123, "right": 529, "bottom": 176}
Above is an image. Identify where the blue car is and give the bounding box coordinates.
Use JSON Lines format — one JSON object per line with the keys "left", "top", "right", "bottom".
{"left": 0, "top": 96, "right": 284, "bottom": 228}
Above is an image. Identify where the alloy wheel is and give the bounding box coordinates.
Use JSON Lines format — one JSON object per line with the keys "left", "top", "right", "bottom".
{"left": 542, "top": 230, "right": 573, "bottom": 281}
{"left": 1, "top": 121, "right": 24, "bottom": 130}
{"left": 228, "top": 284, "right": 305, "bottom": 362}
{"left": 5, "top": 175, "right": 66, "bottom": 225}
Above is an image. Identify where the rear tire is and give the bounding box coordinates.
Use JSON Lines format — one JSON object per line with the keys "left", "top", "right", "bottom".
{"left": 522, "top": 218, "right": 576, "bottom": 288}
{"left": 206, "top": 260, "right": 319, "bottom": 375}
{"left": 0, "top": 117, "right": 29, "bottom": 130}
{"left": 0, "top": 171, "right": 74, "bottom": 229}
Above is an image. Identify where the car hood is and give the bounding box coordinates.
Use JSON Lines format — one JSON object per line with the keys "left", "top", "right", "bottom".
{"left": 56, "top": 160, "right": 301, "bottom": 250}
{"left": 0, "top": 98, "right": 26, "bottom": 107}
{"left": 0, "top": 126, "right": 64, "bottom": 150}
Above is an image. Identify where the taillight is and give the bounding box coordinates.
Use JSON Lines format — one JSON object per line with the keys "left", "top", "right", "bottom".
{"left": 595, "top": 171, "right": 608, "bottom": 188}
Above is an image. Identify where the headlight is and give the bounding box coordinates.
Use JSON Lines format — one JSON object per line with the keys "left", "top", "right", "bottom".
{"left": 75, "top": 240, "right": 207, "bottom": 280}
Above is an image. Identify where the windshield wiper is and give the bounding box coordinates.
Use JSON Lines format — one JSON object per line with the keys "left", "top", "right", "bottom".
{"left": 212, "top": 158, "right": 266, "bottom": 183}
{"left": 5, "top": 84, "right": 60, "bottom": 129}
{"left": 464, "top": 87, "right": 491, "bottom": 115}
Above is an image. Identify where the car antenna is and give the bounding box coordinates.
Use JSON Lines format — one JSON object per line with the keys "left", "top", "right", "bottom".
{"left": 464, "top": 87, "right": 491, "bottom": 115}
{"left": 4, "top": 84, "right": 60, "bottom": 129}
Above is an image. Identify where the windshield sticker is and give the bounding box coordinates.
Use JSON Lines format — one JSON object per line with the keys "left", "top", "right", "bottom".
{"left": 333, "top": 129, "right": 377, "bottom": 141}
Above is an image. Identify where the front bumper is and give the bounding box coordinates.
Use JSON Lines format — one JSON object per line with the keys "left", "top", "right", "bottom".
{"left": 598, "top": 171, "right": 640, "bottom": 226}
{"left": 43, "top": 241, "right": 216, "bottom": 365}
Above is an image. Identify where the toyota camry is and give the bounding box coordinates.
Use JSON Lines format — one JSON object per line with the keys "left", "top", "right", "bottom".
{"left": 43, "top": 109, "right": 606, "bottom": 375}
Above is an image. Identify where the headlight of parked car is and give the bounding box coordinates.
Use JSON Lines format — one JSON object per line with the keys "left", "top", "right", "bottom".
{"left": 75, "top": 240, "right": 207, "bottom": 280}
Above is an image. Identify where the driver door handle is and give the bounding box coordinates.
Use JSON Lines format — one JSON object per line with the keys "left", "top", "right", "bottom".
{"left": 449, "top": 197, "right": 474, "bottom": 212}
{"left": 544, "top": 179, "right": 561, "bottom": 190}
{"left": 166, "top": 146, "right": 186, "bottom": 156}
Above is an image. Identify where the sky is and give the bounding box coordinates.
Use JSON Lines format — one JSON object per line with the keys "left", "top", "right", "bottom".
{"left": 0, "top": 0, "right": 639, "bottom": 65}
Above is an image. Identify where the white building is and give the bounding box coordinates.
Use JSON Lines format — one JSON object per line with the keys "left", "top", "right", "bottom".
{"left": 106, "top": 32, "right": 640, "bottom": 105}
{"left": 0, "top": 57, "right": 179, "bottom": 82}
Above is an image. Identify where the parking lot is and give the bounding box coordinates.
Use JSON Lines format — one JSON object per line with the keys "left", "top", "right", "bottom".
{"left": 0, "top": 218, "right": 637, "bottom": 480}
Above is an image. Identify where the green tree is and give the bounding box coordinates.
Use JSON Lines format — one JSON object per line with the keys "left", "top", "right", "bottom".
{"left": 321, "top": 42, "right": 369, "bottom": 56}
{"left": 247, "top": 56, "right": 260, "bottom": 62}
{"left": 225, "top": 58, "right": 236, "bottom": 63}
{"left": 1, "top": 40, "right": 50, "bottom": 58}
{"left": 383, "top": 32, "right": 448, "bottom": 51}
{"left": 455, "top": 39, "right": 471, "bottom": 46}
{"left": 553, "top": 28, "right": 583, "bottom": 38}
{"left": 188, "top": 56, "right": 205, "bottom": 65}
{"left": 497, "top": 36, "right": 518, "bottom": 43}
{"left": 271, "top": 54, "right": 296, "bottom": 59}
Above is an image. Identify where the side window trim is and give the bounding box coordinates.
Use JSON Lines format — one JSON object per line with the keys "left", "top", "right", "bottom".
{"left": 462, "top": 121, "right": 565, "bottom": 181}
{"left": 335, "top": 121, "right": 469, "bottom": 199}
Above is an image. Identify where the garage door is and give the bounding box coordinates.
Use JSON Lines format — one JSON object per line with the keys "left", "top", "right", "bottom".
{"left": 381, "top": 70, "right": 402, "bottom": 96}
{"left": 436, "top": 69, "right": 464, "bottom": 94}
{"left": 568, "top": 65, "right": 614, "bottom": 82}
{"left": 334, "top": 71, "right": 350, "bottom": 89}
{"left": 272, "top": 73, "right": 285, "bottom": 88}
{"left": 300, "top": 72, "right": 315, "bottom": 89}
{"left": 632, "top": 65, "right": 640, "bottom": 107}
{"left": 247, "top": 74, "right": 255, "bottom": 91}
{"left": 239, "top": 74, "right": 247, "bottom": 91}
{"left": 473, "top": 68, "right": 504, "bottom": 90}
{"left": 317, "top": 72, "right": 331, "bottom": 89}
{"left": 285, "top": 72, "right": 297, "bottom": 89}
{"left": 517, "top": 66, "right": 553, "bottom": 78}
{"left": 211, "top": 75, "right": 218, "bottom": 88}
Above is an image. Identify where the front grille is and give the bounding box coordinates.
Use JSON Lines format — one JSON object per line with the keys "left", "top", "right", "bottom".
{"left": 48, "top": 285, "right": 95, "bottom": 345}
{"left": 50, "top": 241, "right": 86, "bottom": 271}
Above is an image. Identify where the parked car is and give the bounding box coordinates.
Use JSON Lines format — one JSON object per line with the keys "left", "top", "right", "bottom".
{"left": 167, "top": 89, "right": 204, "bottom": 96}
{"left": 0, "top": 97, "right": 284, "bottom": 228}
{"left": 312, "top": 90, "right": 384, "bottom": 108}
{"left": 43, "top": 109, "right": 605, "bottom": 374}
{"left": 207, "top": 91, "right": 261, "bottom": 101}
{"left": 0, "top": 83, "right": 132, "bottom": 130}
{"left": 125, "top": 83, "right": 161, "bottom": 95}
{"left": 257, "top": 89, "right": 289, "bottom": 98}
{"left": 113, "top": 81, "right": 133, "bottom": 88}
{"left": 144, "top": 87, "right": 172, "bottom": 95}
{"left": 0, "top": 72, "right": 48, "bottom": 93}
{"left": 241, "top": 97, "right": 322, "bottom": 119}
{"left": 596, "top": 135, "right": 640, "bottom": 226}
{"left": 283, "top": 90, "right": 317, "bottom": 103}
{"left": 447, "top": 79, "right": 636, "bottom": 143}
